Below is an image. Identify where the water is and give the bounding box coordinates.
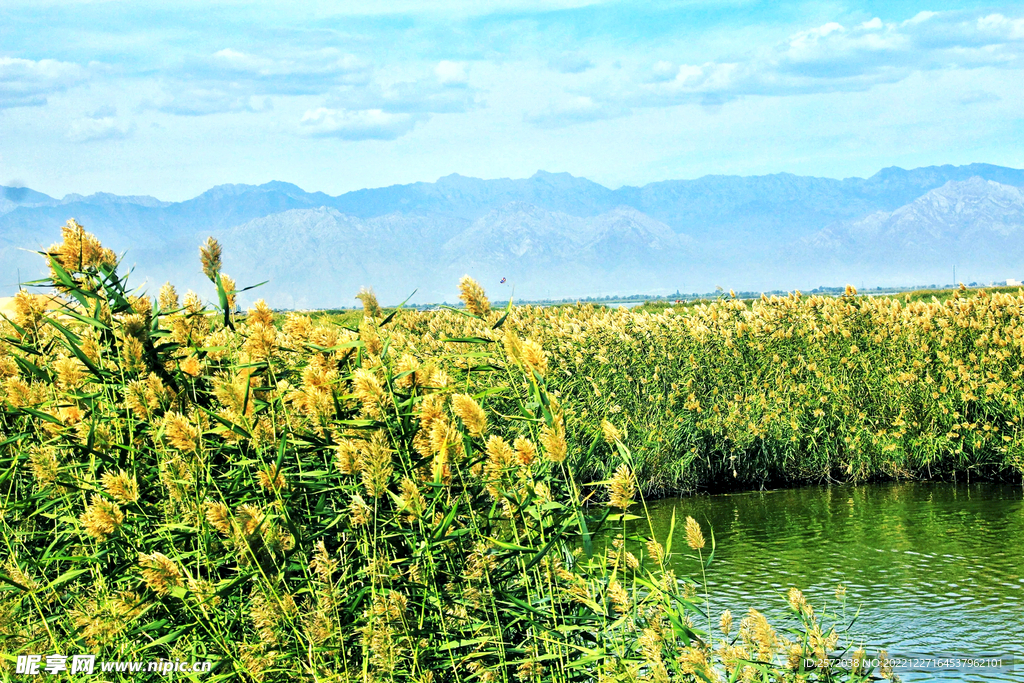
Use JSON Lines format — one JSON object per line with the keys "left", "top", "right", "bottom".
{"left": 626, "top": 482, "right": 1024, "bottom": 681}
{"left": 602, "top": 301, "right": 646, "bottom": 308}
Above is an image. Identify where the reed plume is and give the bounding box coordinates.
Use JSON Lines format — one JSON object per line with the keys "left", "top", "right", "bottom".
{"left": 458, "top": 275, "right": 491, "bottom": 317}
{"left": 163, "top": 412, "right": 199, "bottom": 452}
{"left": 358, "top": 431, "right": 393, "bottom": 498}
{"left": 48, "top": 219, "right": 116, "bottom": 276}
{"left": 451, "top": 393, "right": 487, "bottom": 437}
{"left": 80, "top": 496, "right": 124, "bottom": 540}
{"left": 204, "top": 501, "right": 232, "bottom": 536}
{"left": 159, "top": 282, "right": 179, "bottom": 310}
{"left": 720, "top": 610, "right": 733, "bottom": 635}
{"left": 601, "top": 419, "right": 622, "bottom": 444}
{"left": 513, "top": 436, "right": 537, "bottom": 466}
{"left": 138, "top": 552, "right": 183, "bottom": 595}
{"left": 356, "top": 287, "right": 383, "bottom": 319}
{"left": 11, "top": 290, "right": 48, "bottom": 329}
{"left": 101, "top": 470, "right": 139, "bottom": 504}
{"left": 685, "top": 516, "right": 705, "bottom": 551}
{"left": 200, "top": 236, "right": 222, "bottom": 281}
{"left": 607, "top": 464, "right": 635, "bottom": 510}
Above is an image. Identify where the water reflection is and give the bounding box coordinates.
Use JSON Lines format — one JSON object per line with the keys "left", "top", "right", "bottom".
{"left": 620, "top": 482, "right": 1023, "bottom": 681}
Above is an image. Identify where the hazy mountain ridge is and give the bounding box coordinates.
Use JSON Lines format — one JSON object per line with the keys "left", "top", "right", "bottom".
{"left": 792, "top": 177, "right": 1024, "bottom": 285}
{"left": 3, "top": 164, "right": 1024, "bottom": 306}
{"left": 219, "top": 204, "right": 690, "bottom": 306}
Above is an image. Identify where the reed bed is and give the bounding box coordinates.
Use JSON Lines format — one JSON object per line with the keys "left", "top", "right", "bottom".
{"left": 367, "top": 286, "right": 1024, "bottom": 494}
{"left": 0, "top": 222, "right": 887, "bottom": 681}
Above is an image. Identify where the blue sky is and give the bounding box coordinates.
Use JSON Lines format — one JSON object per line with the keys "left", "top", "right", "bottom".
{"left": 1, "top": 0, "right": 1022, "bottom": 200}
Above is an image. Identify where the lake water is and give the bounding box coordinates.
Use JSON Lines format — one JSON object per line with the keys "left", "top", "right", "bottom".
{"left": 626, "top": 482, "right": 1023, "bottom": 681}
{"left": 601, "top": 301, "right": 646, "bottom": 308}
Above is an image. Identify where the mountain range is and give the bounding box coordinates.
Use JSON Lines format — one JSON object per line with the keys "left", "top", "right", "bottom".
{"left": 3, "top": 163, "right": 1024, "bottom": 307}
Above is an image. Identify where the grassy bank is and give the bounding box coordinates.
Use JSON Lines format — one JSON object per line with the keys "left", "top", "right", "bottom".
{"left": 0, "top": 224, "right": 885, "bottom": 681}
{"left": 301, "top": 284, "right": 1024, "bottom": 495}
{"left": 321, "top": 288, "right": 1024, "bottom": 495}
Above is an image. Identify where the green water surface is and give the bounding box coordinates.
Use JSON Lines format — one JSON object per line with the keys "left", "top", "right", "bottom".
{"left": 627, "top": 482, "right": 1024, "bottom": 681}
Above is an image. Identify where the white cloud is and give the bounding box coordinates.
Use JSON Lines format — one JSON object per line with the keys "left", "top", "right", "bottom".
{"left": 588, "top": 9, "right": 1024, "bottom": 111}
{"left": 525, "top": 95, "right": 627, "bottom": 128}
{"left": 957, "top": 90, "right": 1001, "bottom": 105}
{"left": 975, "top": 13, "right": 1024, "bottom": 41}
{"left": 298, "top": 107, "right": 426, "bottom": 140}
{"left": 211, "top": 48, "right": 267, "bottom": 71}
{"left": 650, "top": 61, "right": 678, "bottom": 82}
{"left": 205, "top": 47, "right": 370, "bottom": 91}
{"left": 67, "top": 116, "right": 132, "bottom": 142}
{"left": 152, "top": 49, "right": 477, "bottom": 119}
{"left": 330, "top": 79, "right": 480, "bottom": 114}
{"left": 907, "top": 11, "right": 938, "bottom": 25}
{"left": 141, "top": 48, "right": 371, "bottom": 117}
{"left": 144, "top": 88, "right": 272, "bottom": 116}
{"left": 435, "top": 60, "right": 468, "bottom": 86}
{"left": 263, "top": 0, "right": 612, "bottom": 16}
{"left": 0, "top": 57, "right": 87, "bottom": 108}
{"left": 547, "top": 52, "right": 594, "bottom": 74}
{"left": 88, "top": 104, "right": 117, "bottom": 118}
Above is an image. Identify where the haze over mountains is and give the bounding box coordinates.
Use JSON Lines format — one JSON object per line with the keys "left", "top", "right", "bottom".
{"left": 3, "top": 163, "right": 1024, "bottom": 308}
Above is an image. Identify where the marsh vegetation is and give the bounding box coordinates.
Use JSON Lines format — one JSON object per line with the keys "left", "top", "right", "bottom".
{"left": 6, "top": 221, "right": 1021, "bottom": 680}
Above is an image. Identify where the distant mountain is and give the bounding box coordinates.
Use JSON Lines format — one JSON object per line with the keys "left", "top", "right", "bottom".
{"left": 221, "top": 208, "right": 470, "bottom": 307}
{"left": 221, "top": 204, "right": 691, "bottom": 306}
{"left": 1, "top": 185, "right": 56, "bottom": 210}
{"left": 0, "top": 181, "right": 361, "bottom": 296}
{"left": 59, "top": 193, "right": 171, "bottom": 208}
{"left": 793, "top": 177, "right": 1024, "bottom": 285}
{"left": 440, "top": 203, "right": 692, "bottom": 300}
{"left": 0, "top": 186, "right": 172, "bottom": 213}
{"left": 3, "top": 164, "right": 1024, "bottom": 305}
{"left": 330, "top": 171, "right": 619, "bottom": 221}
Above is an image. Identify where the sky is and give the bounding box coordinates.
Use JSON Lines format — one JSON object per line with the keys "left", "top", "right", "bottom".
{"left": 1, "top": 0, "right": 1023, "bottom": 200}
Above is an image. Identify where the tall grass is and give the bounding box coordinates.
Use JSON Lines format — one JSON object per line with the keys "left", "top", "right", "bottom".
{"left": 0, "top": 222, "right": 883, "bottom": 681}
{"left": 365, "top": 287, "right": 1024, "bottom": 494}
